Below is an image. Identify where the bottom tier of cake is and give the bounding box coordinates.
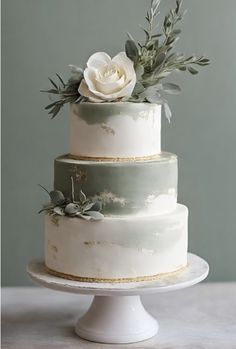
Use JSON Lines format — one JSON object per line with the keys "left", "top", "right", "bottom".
{"left": 45, "top": 204, "right": 188, "bottom": 282}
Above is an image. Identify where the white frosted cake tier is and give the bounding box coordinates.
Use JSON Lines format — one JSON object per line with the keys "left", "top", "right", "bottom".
{"left": 45, "top": 204, "right": 188, "bottom": 282}
{"left": 70, "top": 102, "right": 161, "bottom": 159}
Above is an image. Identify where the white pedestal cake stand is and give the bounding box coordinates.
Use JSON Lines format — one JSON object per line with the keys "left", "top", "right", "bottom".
{"left": 27, "top": 253, "right": 209, "bottom": 344}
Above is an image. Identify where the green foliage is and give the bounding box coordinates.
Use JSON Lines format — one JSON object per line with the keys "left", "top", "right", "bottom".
{"left": 38, "top": 178, "right": 104, "bottom": 221}
{"left": 126, "top": 0, "right": 210, "bottom": 120}
{"left": 41, "top": 0, "right": 210, "bottom": 120}
{"left": 41, "top": 67, "right": 86, "bottom": 118}
{"left": 125, "top": 40, "right": 139, "bottom": 66}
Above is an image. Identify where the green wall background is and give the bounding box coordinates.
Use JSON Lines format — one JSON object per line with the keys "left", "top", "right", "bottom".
{"left": 2, "top": 0, "right": 236, "bottom": 285}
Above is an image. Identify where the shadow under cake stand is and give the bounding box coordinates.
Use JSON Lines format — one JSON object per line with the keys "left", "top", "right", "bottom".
{"left": 27, "top": 253, "right": 209, "bottom": 344}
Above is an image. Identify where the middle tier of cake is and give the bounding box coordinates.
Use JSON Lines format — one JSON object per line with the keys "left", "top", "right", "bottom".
{"left": 54, "top": 152, "right": 178, "bottom": 216}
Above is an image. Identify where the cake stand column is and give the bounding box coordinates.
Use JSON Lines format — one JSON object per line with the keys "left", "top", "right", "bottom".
{"left": 75, "top": 295, "right": 158, "bottom": 344}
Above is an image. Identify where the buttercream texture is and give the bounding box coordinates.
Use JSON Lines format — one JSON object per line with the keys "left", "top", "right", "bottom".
{"left": 45, "top": 204, "right": 188, "bottom": 281}
{"left": 70, "top": 102, "right": 161, "bottom": 158}
{"left": 54, "top": 152, "right": 178, "bottom": 216}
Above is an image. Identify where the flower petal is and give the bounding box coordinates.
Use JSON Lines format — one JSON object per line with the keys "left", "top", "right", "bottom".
{"left": 95, "top": 75, "right": 126, "bottom": 94}
{"left": 112, "top": 52, "right": 135, "bottom": 80}
{"left": 84, "top": 68, "right": 115, "bottom": 100}
{"left": 87, "top": 52, "right": 111, "bottom": 69}
{"left": 116, "top": 78, "right": 136, "bottom": 98}
{"left": 78, "top": 79, "right": 103, "bottom": 102}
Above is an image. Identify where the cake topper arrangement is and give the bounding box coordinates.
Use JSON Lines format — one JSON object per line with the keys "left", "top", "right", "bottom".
{"left": 42, "top": 0, "right": 209, "bottom": 120}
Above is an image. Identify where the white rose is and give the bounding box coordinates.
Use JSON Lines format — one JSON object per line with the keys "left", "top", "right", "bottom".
{"left": 78, "top": 52, "right": 136, "bottom": 102}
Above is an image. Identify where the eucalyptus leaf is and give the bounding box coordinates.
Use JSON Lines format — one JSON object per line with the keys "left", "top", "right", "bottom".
{"left": 199, "top": 58, "right": 210, "bottom": 63}
{"left": 65, "top": 203, "right": 80, "bottom": 215}
{"left": 173, "top": 29, "right": 181, "bottom": 35}
{"left": 125, "top": 40, "right": 139, "bottom": 65}
{"left": 162, "top": 83, "right": 181, "bottom": 94}
{"left": 154, "top": 71, "right": 172, "bottom": 80}
{"left": 50, "top": 190, "right": 65, "bottom": 205}
{"left": 38, "top": 205, "right": 54, "bottom": 214}
{"left": 133, "top": 82, "right": 145, "bottom": 95}
{"left": 69, "top": 65, "right": 84, "bottom": 75}
{"left": 135, "top": 65, "right": 144, "bottom": 80}
{"left": 89, "top": 201, "right": 102, "bottom": 212}
{"left": 53, "top": 206, "right": 65, "bottom": 216}
{"left": 151, "top": 33, "right": 162, "bottom": 38}
{"left": 84, "top": 211, "right": 104, "bottom": 221}
{"left": 77, "top": 213, "right": 92, "bottom": 221}
{"left": 140, "top": 87, "right": 163, "bottom": 104}
{"left": 152, "top": 62, "right": 166, "bottom": 78}
{"left": 188, "top": 67, "right": 199, "bottom": 75}
{"left": 147, "top": 95, "right": 164, "bottom": 104}
{"left": 68, "top": 74, "right": 83, "bottom": 84}
{"left": 153, "top": 39, "right": 159, "bottom": 50}
{"left": 185, "top": 56, "right": 194, "bottom": 62}
{"left": 83, "top": 202, "right": 96, "bottom": 212}
{"left": 153, "top": 53, "right": 166, "bottom": 69}
{"left": 196, "top": 58, "right": 210, "bottom": 66}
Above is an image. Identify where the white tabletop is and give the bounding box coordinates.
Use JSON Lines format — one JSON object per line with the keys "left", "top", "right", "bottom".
{"left": 2, "top": 284, "right": 236, "bottom": 349}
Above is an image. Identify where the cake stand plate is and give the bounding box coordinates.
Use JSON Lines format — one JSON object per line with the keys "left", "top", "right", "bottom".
{"left": 27, "top": 253, "right": 209, "bottom": 344}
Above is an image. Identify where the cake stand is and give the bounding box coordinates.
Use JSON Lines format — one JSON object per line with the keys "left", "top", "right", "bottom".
{"left": 27, "top": 253, "right": 209, "bottom": 344}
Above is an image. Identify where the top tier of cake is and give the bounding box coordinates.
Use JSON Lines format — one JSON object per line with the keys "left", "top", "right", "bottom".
{"left": 70, "top": 102, "right": 161, "bottom": 159}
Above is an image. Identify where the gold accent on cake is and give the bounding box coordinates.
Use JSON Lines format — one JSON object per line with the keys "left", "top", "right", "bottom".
{"left": 69, "top": 153, "right": 163, "bottom": 162}
{"left": 100, "top": 123, "right": 116, "bottom": 136}
{"left": 45, "top": 264, "right": 188, "bottom": 283}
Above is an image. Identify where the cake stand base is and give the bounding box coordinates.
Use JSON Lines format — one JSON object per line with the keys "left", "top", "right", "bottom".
{"left": 27, "top": 253, "right": 209, "bottom": 344}
{"left": 75, "top": 295, "right": 158, "bottom": 343}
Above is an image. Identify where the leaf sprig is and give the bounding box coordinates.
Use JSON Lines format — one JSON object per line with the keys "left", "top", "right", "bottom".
{"left": 39, "top": 177, "right": 104, "bottom": 221}
{"left": 41, "top": 66, "right": 86, "bottom": 118}
{"left": 125, "top": 0, "right": 210, "bottom": 121}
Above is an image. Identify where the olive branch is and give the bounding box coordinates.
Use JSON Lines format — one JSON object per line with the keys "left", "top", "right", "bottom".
{"left": 125, "top": 0, "right": 210, "bottom": 121}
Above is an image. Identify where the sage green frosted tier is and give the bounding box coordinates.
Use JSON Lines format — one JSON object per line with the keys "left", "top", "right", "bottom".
{"left": 54, "top": 153, "right": 178, "bottom": 216}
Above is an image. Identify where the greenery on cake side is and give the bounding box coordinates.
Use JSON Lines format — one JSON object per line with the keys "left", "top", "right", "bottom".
{"left": 42, "top": 0, "right": 210, "bottom": 121}
{"left": 39, "top": 177, "right": 104, "bottom": 221}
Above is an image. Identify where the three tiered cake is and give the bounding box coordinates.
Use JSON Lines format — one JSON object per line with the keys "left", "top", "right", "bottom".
{"left": 40, "top": 0, "right": 209, "bottom": 283}
{"left": 45, "top": 102, "right": 188, "bottom": 281}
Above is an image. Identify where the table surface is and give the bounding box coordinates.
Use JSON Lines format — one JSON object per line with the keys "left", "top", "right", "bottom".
{"left": 2, "top": 283, "right": 236, "bottom": 349}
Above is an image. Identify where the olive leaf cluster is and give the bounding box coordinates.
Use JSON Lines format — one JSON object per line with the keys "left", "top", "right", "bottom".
{"left": 126, "top": 0, "right": 210, "bottom": 121}
{"left": 39, "top": 177, "right": 104, "bottom": 221}
{"left": 41, "top": 66, "right": 86, "bottom": 118}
